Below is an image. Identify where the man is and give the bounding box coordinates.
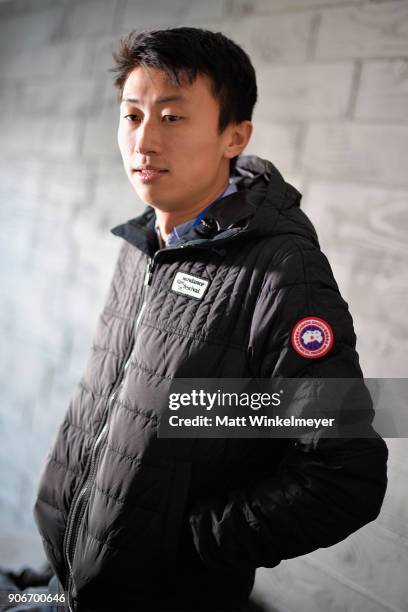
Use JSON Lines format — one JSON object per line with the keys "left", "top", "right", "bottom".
{"left": 33, "top": 27, "right": 388, "bottom": 612}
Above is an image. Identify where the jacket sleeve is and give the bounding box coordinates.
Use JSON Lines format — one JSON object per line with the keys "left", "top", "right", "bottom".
{"left": 187, "top": 244, "right": 389, "bottom": 573}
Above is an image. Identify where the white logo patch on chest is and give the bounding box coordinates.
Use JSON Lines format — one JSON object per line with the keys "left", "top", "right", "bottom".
{"left": 171, "top": 271, "right": 209, "bottom": 300}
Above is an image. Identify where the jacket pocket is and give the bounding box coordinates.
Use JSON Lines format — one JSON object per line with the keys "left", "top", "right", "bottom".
{"left": 161, "top": 459, "right": 192, "bottom": 565}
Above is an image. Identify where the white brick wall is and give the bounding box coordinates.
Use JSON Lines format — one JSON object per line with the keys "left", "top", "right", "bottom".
{"left": 123, "top": 0, "right": 226, "bottom": 26}
{"left": 0, "top": 5, "right": 64, "bottom": 54}
{"left": 315, "top": 1, "right": 408, "bottom": 58}
{"left": 255, "top": 63, "right": 355, "bottom": 119}
{"left": 0, "top": 39, "right": 90, "bottom": 78}
{"left": 303, "top": 180, "right": 408, "bottom": 377}
{"left": 303, "top": 123, "right": 408, "bottom": 185}
{"left": 0, "top": 1, "right": 406, "bottom": 610}
{"left": 221, "top": 12, "right": 314, "bottom": 62}
{"left": 355, "top": 59, "right": 408, "bottom": 119}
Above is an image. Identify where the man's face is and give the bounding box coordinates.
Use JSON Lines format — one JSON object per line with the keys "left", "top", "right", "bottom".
{"left": 118, "top": 66, "right": 235, "bottom": 213}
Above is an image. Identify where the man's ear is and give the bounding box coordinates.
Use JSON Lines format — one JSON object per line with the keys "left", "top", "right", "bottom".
{"left": 224, "top": 120, "right": 253, "bottom": 160}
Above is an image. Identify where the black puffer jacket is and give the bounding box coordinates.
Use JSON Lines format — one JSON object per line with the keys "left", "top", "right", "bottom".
{"left": 33, "top": 156, "right": 388, "bottom": 611}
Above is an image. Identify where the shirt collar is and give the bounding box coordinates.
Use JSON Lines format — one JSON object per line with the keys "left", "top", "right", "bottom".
{"left": 155, "top": 179, "right": 238, "bottom": 248}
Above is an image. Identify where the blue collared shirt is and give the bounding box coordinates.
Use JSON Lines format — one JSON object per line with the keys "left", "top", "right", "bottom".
{"left": 155, "top": 179, "right": 238, "bottom": 248}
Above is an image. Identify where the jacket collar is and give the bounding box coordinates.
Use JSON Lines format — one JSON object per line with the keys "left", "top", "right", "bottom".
{"left": 110, "top": 156, "right": 318, "bottom": 256}
{"left": 155, "top": 179, "right": 238, "bottom": 248}
{"left": 110, "top": 186, "right": 261, "bottom": 257}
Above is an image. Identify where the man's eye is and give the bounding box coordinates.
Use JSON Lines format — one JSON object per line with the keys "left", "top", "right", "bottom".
{"left": 122, "top": 114, "right": 182, "bottom": 123}
{"left": 163, "top": 115, "right": 182, "bottom": 123}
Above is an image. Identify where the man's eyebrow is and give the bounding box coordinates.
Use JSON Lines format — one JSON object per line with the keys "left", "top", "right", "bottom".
{"left": 121, "top": 94, "right": 189, "bottom": 105}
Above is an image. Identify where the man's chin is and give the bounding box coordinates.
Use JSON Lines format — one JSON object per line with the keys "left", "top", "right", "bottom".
{"left": 130, "top": 179, "right": 182, "bottom": 213}
{"left": 134, "top": 193, "right": 177, "bottom": 214}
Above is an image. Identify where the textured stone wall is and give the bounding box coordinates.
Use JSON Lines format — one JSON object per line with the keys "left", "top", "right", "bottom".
{"left": 0, "top": 1, "right": 407, "bottom": 610}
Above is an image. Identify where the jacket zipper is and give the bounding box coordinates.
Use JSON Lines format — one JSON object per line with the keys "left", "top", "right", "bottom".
{"left": 63, "top": 255, "right": 156, "bottom": 611}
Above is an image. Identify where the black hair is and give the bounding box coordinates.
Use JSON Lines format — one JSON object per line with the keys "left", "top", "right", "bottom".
{"left": 110, "top": 27, "right": 257, "bottom": 174}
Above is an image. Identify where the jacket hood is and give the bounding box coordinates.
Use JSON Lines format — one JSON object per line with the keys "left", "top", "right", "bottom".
{"left": 111, "top": 155, "right": 319, "bottom": 254}
{"left": 228, "top": 155, "right": 319, "bottom": 246}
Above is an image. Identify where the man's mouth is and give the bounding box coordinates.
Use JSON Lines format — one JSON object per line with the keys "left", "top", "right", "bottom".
{"left": 134, "top": 168, "right": 168, "bottom": 183}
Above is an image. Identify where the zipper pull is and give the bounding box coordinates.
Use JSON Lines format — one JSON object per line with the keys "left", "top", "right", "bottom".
{"left": 144, "top": 258, "right": 154, "bottom": 286}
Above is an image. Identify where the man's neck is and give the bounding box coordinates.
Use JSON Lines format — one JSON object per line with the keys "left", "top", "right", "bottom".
{"left": 155, "top": 177, "right": 230, "bottom": 243}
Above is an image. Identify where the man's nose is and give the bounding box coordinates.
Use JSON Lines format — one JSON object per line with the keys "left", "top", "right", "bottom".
{"left": 134, "top": 119, "right": 160, "bottom": 155}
